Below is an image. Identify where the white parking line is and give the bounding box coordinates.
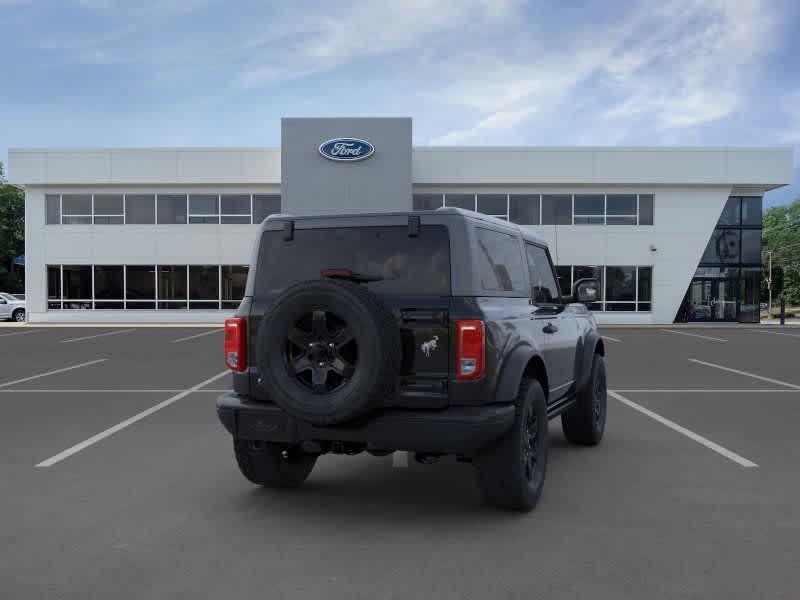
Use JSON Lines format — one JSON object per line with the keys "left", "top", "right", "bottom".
{"left": 660, "top": 329, "right": 727, "bottom": 342}
{"left": 688, "top": 358, "right": 800, "bottom": 390}
{"left": 392, "top": 451, "right": 409, "bottom": 468}
{"left": 747, "top": 329, "right": 800, "bottom": 339}
{"left": 613, "top": 388, "right": 800, "bottom": 393}
{"left": 171, "top": 329, "right": 223, "bottom": 343}
{"left": 608, "top": 390, "right": 758, "bottom": 468}
{"left": 0, "top": 359, "right": 107, "bottom": 389}
{"left": 60, "top": 329, "right": 135, "bottom": 344}
{"left": 0, "top": 388, "right": 229, "bottom": 393}
{"left": 0, "top": 329, "right": 44, "bottom": 338}
{"left": 35, "top": 370, "right": 229, "bottom": 468}
{"left": 602, "top": 335, "right": 622, "bottom": 343}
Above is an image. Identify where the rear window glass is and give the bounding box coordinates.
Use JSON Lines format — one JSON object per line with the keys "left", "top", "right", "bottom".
{"left": 475, "top": 227, "right": 526, "bottom": 292}
{"left": 256, "top": 225, "right": 451, "bottom": 295}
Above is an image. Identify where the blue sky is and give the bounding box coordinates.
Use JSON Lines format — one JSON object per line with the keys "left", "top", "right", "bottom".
{"left": 1, "top": 0, "right": 798, "bottom": 207}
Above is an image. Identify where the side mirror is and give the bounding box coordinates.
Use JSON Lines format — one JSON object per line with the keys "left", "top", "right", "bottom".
{"left": 573, "top": 278, "right": 599, "bottom": 304}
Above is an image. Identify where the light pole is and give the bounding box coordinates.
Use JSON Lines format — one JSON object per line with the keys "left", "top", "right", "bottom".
{"left": 767, "top": 250, "right": 773, "bottom": 315}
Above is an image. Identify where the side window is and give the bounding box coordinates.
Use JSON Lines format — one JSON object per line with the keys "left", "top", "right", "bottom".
{"left": 525, "top": 244, "right": 560, "bottom": 304}
{"left": 474, "top": 228, "right": 526, "bottom": 293}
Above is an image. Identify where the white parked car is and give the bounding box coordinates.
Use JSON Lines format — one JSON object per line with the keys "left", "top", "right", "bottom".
{"left": 0, "top": 293, "right": 26, "bottom": 322}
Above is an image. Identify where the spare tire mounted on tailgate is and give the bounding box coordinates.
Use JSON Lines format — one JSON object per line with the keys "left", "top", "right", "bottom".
{"left": 256, "top": 279, "right": 401, "bottom": 425}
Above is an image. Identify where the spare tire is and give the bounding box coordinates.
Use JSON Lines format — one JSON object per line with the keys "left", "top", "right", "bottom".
{"left": 256, "top": 279, "right": 401, "bottom": 425}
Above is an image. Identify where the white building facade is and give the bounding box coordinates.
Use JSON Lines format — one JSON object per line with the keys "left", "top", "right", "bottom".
{"left": 9, "top": 118, "right": 794, "bottom": 325}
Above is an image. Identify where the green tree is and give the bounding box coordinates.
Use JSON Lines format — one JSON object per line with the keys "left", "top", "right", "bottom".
{"left": 0, "top": 161, "right": 25, "bottom": 293}
{"left": 762, "top": 197, "right": 800, "bottom": 306}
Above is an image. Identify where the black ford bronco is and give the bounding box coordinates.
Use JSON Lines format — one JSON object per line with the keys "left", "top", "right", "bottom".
{"left": 217, "top": 208, "right": 607, "bottom": 510}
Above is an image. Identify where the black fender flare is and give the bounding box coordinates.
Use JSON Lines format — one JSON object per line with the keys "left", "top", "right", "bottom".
{"left": 574, "top": 329, "right": 604, "bottom": 393}
{"left": 494, "top": 343, "right": 546, "bottom": 405}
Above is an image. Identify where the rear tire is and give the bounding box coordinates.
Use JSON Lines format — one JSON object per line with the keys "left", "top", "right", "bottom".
{"left": 233, "top": 439, "right": 317, "bottom": 488}
{"left": 473, "top": 379, "right": 548, "bottom": 511}
{"left": 12, "top": 309, "right": 25, "bottom": 322}
{"left": 561, "top": 354, "right": 607, "bottom": 445}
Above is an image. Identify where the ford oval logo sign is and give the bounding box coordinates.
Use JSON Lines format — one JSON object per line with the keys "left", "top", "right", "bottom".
{"left": 318, "top": 138, "right": 375, "bottom": 162}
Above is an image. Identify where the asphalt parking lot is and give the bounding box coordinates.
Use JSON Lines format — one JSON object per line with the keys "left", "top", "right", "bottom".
{"left": 1, "top": 325, "right": 799, "bottom": 599}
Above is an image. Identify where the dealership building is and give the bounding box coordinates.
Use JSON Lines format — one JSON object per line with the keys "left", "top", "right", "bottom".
{"left": 8, "top": 117, "right": 794, "bottom": 324}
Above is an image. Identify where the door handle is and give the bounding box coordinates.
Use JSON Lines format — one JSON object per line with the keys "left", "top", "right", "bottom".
{"left": 542, "top": 322, "right": 558, "bottom": 334}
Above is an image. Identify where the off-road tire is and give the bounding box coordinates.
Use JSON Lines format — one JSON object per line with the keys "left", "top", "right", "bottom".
{"left": 561, "top": 354, "right": 607, "bottom": 445}
{"left": 256, "top": 278, "right": 401, "bottom": 426}
{"left": 233, "top": 439, "right": 317, "bottom": 488}
{"left": 473, "top": 379, "right": 548, "bottom": 511}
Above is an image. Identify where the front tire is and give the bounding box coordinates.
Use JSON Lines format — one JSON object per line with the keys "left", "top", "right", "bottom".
{"left": 233, "top": 439, "right": 317, "bottom": 488}
{"left": 561, "top": 354, "right": 607, "bottom": 445}
{"left": 473, "top": 379, "right": 548, "bottom": 511}
{"left": 12, "top": 309, "right": 25, "bottom": 322}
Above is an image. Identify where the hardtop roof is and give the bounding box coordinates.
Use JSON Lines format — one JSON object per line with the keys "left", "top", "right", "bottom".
{"left": 260, "top": 207, "right": 547, "bottom": 246}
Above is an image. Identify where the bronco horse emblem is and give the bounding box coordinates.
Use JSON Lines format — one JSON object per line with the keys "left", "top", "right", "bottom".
{"left": 420, "top": 335, "right": 439, "bottom": 358}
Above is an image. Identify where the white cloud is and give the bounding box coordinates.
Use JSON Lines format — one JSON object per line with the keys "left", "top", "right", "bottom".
{"left": 429, "top": 107, "right": 536, "bottom": 145}
{"left": 428, "top": 0, "right": 779, "bottom": 144}
{"left": 237, "top": 0, "right": 520, "bottom": 88}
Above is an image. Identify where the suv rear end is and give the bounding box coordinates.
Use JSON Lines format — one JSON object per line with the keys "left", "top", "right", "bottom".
{"left": 218, "top": 210, "right": 516, "bottom": 450}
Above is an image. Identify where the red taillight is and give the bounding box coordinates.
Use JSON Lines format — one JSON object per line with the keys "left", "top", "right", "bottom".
{"left": 455, "top": 320, "right": 484, "bottom": 380}
{"left": 224, "top": 318, "right": 247, "bottom": 372}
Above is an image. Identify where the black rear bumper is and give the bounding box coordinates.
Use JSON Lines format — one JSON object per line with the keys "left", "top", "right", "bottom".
{"left": 216, "top": 392, "right": 515, "bottom": 455}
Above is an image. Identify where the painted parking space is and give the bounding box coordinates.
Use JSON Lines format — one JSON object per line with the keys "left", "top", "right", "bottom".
{"left": 1, "top": 325, "right": 799, "bottom": 599}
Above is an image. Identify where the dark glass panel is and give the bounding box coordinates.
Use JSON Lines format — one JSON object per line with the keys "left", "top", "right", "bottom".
{"left": 221, "top": 215, "right": 251, "bottom": 224}
{"left": 740, "top": 229, "right": 761, "bottom": 263}
{"left": 158, "top": 266, "right": 187, "bottom": 300}
{"left": 638, "top": 194, "right": 654, "bottom": 225}
{"left": 47, "top": 266, "right": 61, "bottom": 299}
{"left": 701, "top": 229, "right": 740, "bottom": 263}
{"left": 717, "top": 197, "right": 741, "bottom": 225}
{"left": 413, "top": 193, "right": 443, "bottom": 211}
{"left": 477, "top": 194, "right": 507, "bottom": 215}
{"left": 62, "top": 265, "right": 91, "bottom": 299}
{"left": 574, "top": 195, "right": 604, "bottom": 215}
{"left": 94, "top": 194, "right": 123, "bottom": 215}
{"left": 637, "top": 302, "right": 652, "bottom": 312}
{"left": 222, "top": 266, "right": 248, "bottom": 301}
{"left": 525, "top": 245, "right": 560, "bottom": 303}
{"left": 253, "top": 194, "right": 281, "bottom": 224}
{"left": 509, "top": 194, "right": 540, "bottom": 225}
{"left": 739, "top": 267, "right": 760, "bottom": 323}
{"left": 606, "top": 216, "right": 637, "bottom": 225}
{"left": 541, "top": 195, "right": 571, "bottom": 225}
{"left": 741, "top": 196, "right": 762, "bottom": 226}
{"left": 555, "top": 265, "right": 572, "bottom": 297}
{"left": 93, "top": 265, "right": 123, "bottom": 299}
{"left": 125, "top": 194, "right": 155, "bottom": 224}
{"left": 606, "top": 266, "right": 635, "bottom": 301}
{"left": 605, "top": 302, "right": 636, "bottom": 311}
{"left": 189, "top": 265, "right": 219, "bottom": 301}
{"left": 157, "top": 194, "right": 187, "bottom": 224}
{"left": 189, "top": 194, "right": 219, "bottom": 216}
{"left": 126, "top": 266, "right": 155, "bottom": 299}
{"left": 606, "top": 194, "right": 636, "bottom": 215}
{"left": 475, "top": 228, "right": 526, "bottom": 292}
{"left": 638, "top": 266, "right": 652, "bottom": 302}
{"left": 444, "top": 194, "right": 475, "bottom": 210}
{"left": 256, "top": 226, "right": 451, "bottom": 296}
{"left": 46, "top": 194, "right": 60, "bottom": 224}
{"left": 94, "top": 302, "right": 124, "bottom": 310}
{"left": 62, "top": 194, "right": 91, "bottom": 215}
{"left": 221, "top": 194, "right": 250, "bottom": 215}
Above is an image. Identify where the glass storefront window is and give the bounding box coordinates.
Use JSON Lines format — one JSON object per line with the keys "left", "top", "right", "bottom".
{"left": 741, "top": 197, "right": 762, "bottom": 226}
{"left": 717, "top": 197, "right": 741, "bottom": 226}
{"left": 739, "top": 267, "right": 760, "bottom": 323}
{"left": 702, "top": 229, "right": 741, "bottom": 263}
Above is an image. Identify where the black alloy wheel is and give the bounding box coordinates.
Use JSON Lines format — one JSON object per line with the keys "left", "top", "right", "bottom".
{"left": 523, "top": 406, "right": 540, "bottom": 481}
{"left": 285, "top": 309, "right": 358, "bottom": 394}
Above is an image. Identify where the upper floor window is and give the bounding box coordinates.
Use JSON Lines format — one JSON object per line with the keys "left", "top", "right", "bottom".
{"left": 44, "top": 193, "right": 281, "bottom": 225}
{"left": 412, "top": 192, "right": 655, "bottom": 226}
